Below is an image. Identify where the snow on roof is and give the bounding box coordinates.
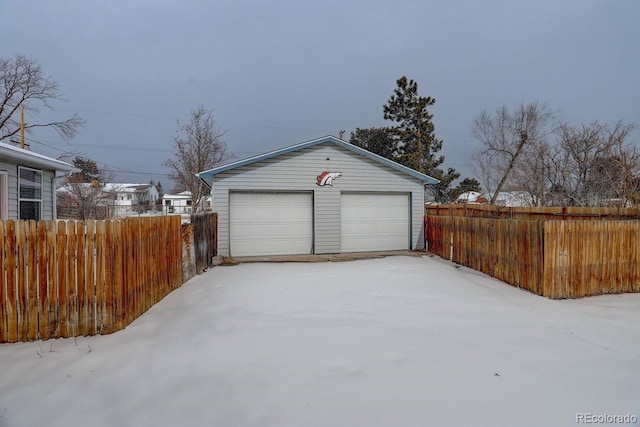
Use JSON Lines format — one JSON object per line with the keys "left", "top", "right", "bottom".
{"left": 163, "top": 191, "right": 193, "bottom": 199}
{"left": 0, "top": 141, "right": 79, "bottom": 174}
{"left": 456, "top": 191, "right": 486, "bottom": 203}
{"left": 102, "top": 183, "right": 152, "bottom": 193}
{"left": 491, "top": 191, "right": 532, "bottom": 207}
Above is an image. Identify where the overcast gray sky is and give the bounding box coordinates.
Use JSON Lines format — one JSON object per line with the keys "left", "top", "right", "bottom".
{"left": 1, "top": 0, "right": 638, "bottom": 191}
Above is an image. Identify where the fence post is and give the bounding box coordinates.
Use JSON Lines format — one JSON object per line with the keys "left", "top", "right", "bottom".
{"left": 0, "top": 221, "right": 6, "bottom": 343}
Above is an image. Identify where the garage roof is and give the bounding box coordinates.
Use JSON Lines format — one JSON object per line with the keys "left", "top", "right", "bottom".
{"left": 198, "top": 135, "right": 440, "bottom": 185}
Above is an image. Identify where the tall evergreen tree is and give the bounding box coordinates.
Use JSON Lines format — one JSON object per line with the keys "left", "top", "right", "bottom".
{"left": 450, "top": 177, "right": 482, "bottom": 201}
{"left": 349, "top": 127, "right": 398, "bottom": 160}
{"left": 383, "top": 76, "right": 441, "bottom": 174}
{"left": 72, "top": 157, "right": 101, "bottom": 182}
{"left": 348, "top": 76, "right": 463, "bottom": 202}
{"left": 383, "top": 76, "right": 460, "bottom": 202}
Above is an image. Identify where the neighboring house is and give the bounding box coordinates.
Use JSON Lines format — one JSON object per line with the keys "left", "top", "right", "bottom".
{"left": 491, "top": 191, "right": 533, "bottom": 207}
{"left": 162, "top": 191, "right": 192, "bottom": 214}
{"left": 162, "top": 191, "right": 212, "bottom": 214}
{"left": 455, "top": 190, "right": 534, "bottom": 207}
{"left": 456, "top": 191, "right": 488, "bottom": 204}
{"left": 198, "top": 135, "right": 439, "bottom": 258}
{"left": 56, "top": 182, "right": 117, "bottom": 219}
{"left": 57, "top": 182, "right": 160, "bottom": 218}
{"left": 102, "top": 183, "right": 160, "bottom": 217}
{"left": 0, "top": 141, "right": 78, "bottom": 221}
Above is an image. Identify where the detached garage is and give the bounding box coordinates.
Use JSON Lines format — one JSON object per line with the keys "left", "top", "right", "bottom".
{"left": 198, "top": 136, "right": 438, "bottom": 258}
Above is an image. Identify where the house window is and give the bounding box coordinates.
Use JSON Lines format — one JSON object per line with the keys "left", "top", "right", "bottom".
{"left": 18, "top": 167, "right": 43, "bottom": 220}
{"left": 0, "top": 171, "right": 7, "bottom": 220}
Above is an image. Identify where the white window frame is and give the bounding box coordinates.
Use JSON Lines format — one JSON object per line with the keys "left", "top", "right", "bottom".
{"left": 18, "top": 166, "right": 43, "bottom": 220}
{"left": 0, "top": 171, "right": 7, "bottom": 220}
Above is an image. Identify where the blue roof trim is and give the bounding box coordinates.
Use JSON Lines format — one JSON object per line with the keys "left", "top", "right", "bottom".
{"left": 197, "top": 135, "right": 439, "bottom": 185}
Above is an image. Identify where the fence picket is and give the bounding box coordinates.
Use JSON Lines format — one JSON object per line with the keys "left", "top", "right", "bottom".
{"left": 104, "top": 220, "right": 114, "bottom": 334}
{"left": 95, "top": 220, "right": 106, "bottom": 334}
{"left": 86, "top": 220, "right": 96, "bottom": 335}
{"left": 0, "top": 221, "right": 6, "bottom": 343}
{"left": 67, "top": 221, "right": 78, "bottom": 338}
{"left": 36, "top": 221, "right": 47, "bottom": 340}
{"left": 27, "top": 221, "right": 38, "bottom": 341}
{"left": 76, "top": 221, "right": 87, "bottom": 336}
{"left": 113, "top": 220, "right": 124, "bottom": 331}
{"left": 16, "top": 221, "right": 27, "bottom": 339}
{"left": 56, "top": 221, "right": 67, "bottom": 337}
{"left": 5, "top": 221, "right": 17, "bottom": 342}
{"left": 46, "top": 221, "right": 57, "bottom": 339}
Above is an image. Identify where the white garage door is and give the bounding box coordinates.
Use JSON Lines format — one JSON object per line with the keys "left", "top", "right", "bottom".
{"left": 230, "top": 192, "right": 313, "bottom": 257}
{"left": 341, "top": 193, "right": 410, "bottom": 252}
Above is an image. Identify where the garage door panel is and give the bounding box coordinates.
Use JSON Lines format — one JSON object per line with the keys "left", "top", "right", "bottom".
{"left": 341, "top": 193, "right": 409, "bottom": 252}
{"left": 230, "top": 192, "right": 313, "bottom": 256}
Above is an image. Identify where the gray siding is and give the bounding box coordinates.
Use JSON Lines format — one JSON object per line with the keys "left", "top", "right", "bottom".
{"left": 0, "top": 160, "right": 57, "bottom": 220}
{"left": 212, "top": 143, "right": 426, "bottom": 257}
{"left": 41, "top": 170, "right": 55, "bottom": 220}
{"left": 314, "top": 189, "right": 340, "bottom": 254}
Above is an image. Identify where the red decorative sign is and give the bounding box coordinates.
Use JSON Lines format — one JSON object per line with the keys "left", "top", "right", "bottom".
{"left": 316, "top": 171, "right": 341, "bottom": 186}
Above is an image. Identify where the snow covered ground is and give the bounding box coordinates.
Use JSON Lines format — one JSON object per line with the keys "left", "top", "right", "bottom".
{"left": 1, "top": 255, "right": 639, "bottom": 427}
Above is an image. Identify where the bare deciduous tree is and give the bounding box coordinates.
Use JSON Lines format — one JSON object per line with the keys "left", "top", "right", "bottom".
{"left": 57, "top": 156, "right": 115, "bottom": 220}
{"left": 472, "top": 103, "right": 640, "bottom": 207}
{"left": 0, "top": 54, "right": 84, "bottom": 142}
{"left": 471, "top": 101, "right": 556, "bottom": 204}
{"left": 509, "top": 138, "right": 553, "bottom": 206}
{"left": 164, "top": 106, "right": 231, "bottom": 212}
{"left": 554, "top": 120, "right": 639, "bottom": 206}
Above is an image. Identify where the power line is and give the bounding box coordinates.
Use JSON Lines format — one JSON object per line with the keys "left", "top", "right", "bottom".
{"left": 57, "top": 106, "right": 335, "bottom": 133}
{"left": 102, "top": 169, "right": 170, "bottom": 178}
{"left": 57, "top": 106, "right": 178, "bottom": 121}
{"left": 70, "top": 143, "right": 173, "bottom": 153}
{"left": 27, "top": 137, "right": 172, "bottom": 180}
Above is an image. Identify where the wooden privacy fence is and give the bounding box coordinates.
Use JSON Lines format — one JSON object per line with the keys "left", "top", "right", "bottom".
{"left": 426, "top": 215, "right": 640, "bottom": 299}
{"left": 0, "top": 215, "right": 182, "bottom": 343}
{"left": 425, "top": 204, "right": 640, "bottom": 220}
{"left": 191, "top": 212, "right": 218, "bottom": 274}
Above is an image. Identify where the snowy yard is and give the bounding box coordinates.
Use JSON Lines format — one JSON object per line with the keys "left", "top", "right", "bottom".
{"left": 1, "top": 255, "right": 639, "bottom": 426}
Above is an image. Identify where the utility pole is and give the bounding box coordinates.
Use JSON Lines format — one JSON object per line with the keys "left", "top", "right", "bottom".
{"left": 20, "top": 106, "right": 25, "bottom": 149}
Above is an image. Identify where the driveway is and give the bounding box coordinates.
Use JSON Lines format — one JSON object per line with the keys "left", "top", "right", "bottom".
{"left": 1, "top": 255, "right": 639, "bottom": 426}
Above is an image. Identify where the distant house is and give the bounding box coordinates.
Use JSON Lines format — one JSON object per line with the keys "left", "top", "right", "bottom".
{"left": 162, "top": 191, "right": 211, "bottom": 214}
{"left": 162, "top": 191, "right": 193, "bottom": 214}
{"left": 57, "top": 182, "right": 160, "bottom": 218}
{"left": 455, "top": 190, "right": 534, "bottom": 207}
{"left": 0, "top": 141, "right": 78, "bottom": 221}
{"left": 456, "top": 191, "right": 488, "bottom": 204}
{"left": 492, "top": 191, "right": 533, "bottom": 207}
{"left": 103, "top": 183, "right": 159, "bottom": 217}
{"left": 56, "top": 182, "right": 114, "bottom": 219}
